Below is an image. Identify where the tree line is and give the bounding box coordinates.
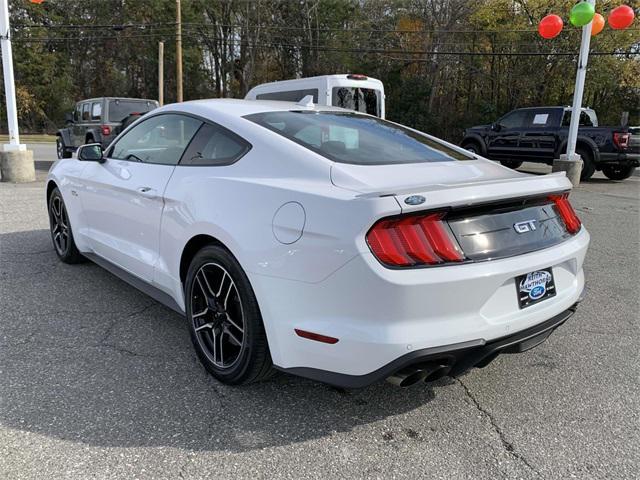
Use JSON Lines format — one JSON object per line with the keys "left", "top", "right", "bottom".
{"left": 2, "top": 0, "right": 639, "bottom": 142}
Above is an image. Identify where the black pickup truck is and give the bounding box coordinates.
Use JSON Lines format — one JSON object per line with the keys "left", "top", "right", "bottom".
{"left": 461, "top": 106, "right": 639, "bottom": 180}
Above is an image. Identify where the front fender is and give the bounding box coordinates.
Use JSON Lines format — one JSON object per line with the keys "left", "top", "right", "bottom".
{"left": 57, "top": 129, "right": 72, "bottom": 146}
{"left": 461, "top": 133, "right": 488, "bottom": 156}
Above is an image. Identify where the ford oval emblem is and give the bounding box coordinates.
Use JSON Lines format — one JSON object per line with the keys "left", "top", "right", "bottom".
{"left": 404, "top": 195, "right": 426, "bottom": 206}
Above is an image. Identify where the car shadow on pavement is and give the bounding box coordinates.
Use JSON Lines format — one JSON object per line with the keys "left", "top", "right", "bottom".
{"left": 0, "top": 229, "right": 441, "bottom": 453}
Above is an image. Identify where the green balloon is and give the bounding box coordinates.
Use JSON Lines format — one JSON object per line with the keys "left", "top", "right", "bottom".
{"left": 570, "top": 2, "right": 595, "bottom": 27}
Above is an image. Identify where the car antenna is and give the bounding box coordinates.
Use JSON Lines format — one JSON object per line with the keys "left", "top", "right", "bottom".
{"left": 296, "top": 95, "right": 315, "bottom": 108}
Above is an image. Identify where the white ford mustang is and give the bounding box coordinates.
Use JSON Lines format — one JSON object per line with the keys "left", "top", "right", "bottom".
{"left": 47, "top": 99, "right": 589, "bottom": 388}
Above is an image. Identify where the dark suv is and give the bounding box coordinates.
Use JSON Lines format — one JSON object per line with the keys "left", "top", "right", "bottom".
{"left": 56, "top": 97, "right": 159, "bottom": 159}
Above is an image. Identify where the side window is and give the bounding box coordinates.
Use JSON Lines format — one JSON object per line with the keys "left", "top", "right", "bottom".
{"left": 109, "top": 114, "right": 202, "bottom": 165}
{"left": 82, "top": 103, "right": 91, "bottom": 122}
{"left": 91, "top": 102, "right": 102, "bottom": 121}
{"left": 562, "top": 110, "right": 594, "bottom": 127}
{"left": 499, "top": 110, "right": 526, "bottom": 129}
{"left": 524, "top": 109, "right": 560, "bottom": 127}
{"left": 256, "top": 89, "right": 319, "bottom": 103}
{"left": 73, "top": 104, "right": 81, "bottom": 122}
{"left": 180, "top": 123, "right": 251, "bottom": 166}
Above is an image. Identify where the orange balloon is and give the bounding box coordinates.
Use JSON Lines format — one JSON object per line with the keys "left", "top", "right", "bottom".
{"left": 591, "top": 13, "right": 605, "bottom": 35}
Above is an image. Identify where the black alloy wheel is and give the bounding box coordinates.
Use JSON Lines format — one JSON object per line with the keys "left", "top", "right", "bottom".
{"left": 56, "top": 137, "right": 71, "bottom": 159}
{"left": 602, "top": 165, "right": 635, "bottom": 181}
{"left": 577, "top": 147, "right": 595, "bottom": 181}
{"left": 48, "top": 188, "right": 83, "bottom": 263}
{"left": 186, "top": 245, "right": 274, "bottom": 385}
{"left": 500, "top": 160, "right": 523, "bottom": 169}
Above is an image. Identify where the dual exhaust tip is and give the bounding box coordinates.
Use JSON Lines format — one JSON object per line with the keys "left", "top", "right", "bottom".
{"left": 386, "top": 362, "right": 451, "bottom": 388}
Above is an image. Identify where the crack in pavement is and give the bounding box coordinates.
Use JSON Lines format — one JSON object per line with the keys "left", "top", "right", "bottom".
{"left": 456, "top": 377, "right": 541, "bottom": 478}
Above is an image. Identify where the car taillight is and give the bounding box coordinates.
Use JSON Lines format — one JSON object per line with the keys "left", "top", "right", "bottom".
{"left": 101, "top": 125, "right": 111, "bottom": 136}
{"left": 613, "top": 132, "right": 630, "bottom": 149}
{"left": 366, "top": 211, "right": 464, "bottom": 267}
{"left": 548, "top": 193, "right": 581, "bottom": 234}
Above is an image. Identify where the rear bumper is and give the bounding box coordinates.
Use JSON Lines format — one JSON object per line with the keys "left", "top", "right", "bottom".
{"left": 279, "top": 303, "right": 577, "bottom": 388}
{"left": 252, "top": 228, "right": 589, "bottom": 381}
{"left": 599, "top": 152, "right": 640, "bottom": 167}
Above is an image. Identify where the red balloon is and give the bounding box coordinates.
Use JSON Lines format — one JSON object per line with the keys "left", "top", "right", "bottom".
{"left": 608, "top": 5, "right": 635, "bottom": 30}
{"left": 539, "top": 14, "right": 564, "bottom": 39}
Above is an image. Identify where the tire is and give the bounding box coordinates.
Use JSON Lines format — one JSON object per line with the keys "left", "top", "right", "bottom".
{"left": 577, "top": 147, "right": 595, "bottom": 181}
{"left": 185, "top": 245, "right": 274, "bottom": 385}
{"left": 56, "top": 137, "right": 71, "bottom": 159}
{"left": 48, "top": 187, "right": 84, "bottom": 264}
{"left": 461, "top": 142, "right": 480, "bottom": 154}
{"left": 602, "top": 165, "right": 635, "bottom": 181}
{"left": 500, "top": 160, "right": 523, "bottom": 169}
{"left": 86, "top": 136, "right": 95, "bottom": 145}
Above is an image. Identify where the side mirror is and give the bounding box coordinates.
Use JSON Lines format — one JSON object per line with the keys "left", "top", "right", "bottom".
{"left": 491, "top": 123, "right": 502, "bottom": 132}
{"left": 64, "top": 112, "right": 74, "bottom": 124}
{"left": 77, "top": 143, "right": 104, "bottom": 163}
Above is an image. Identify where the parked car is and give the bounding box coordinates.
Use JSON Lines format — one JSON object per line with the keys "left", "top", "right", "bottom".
{"left": 461, "top": 106, "right": 640, "bottom": 180}
{"left": 56, "top": 97, "right": 159, "bottom": 159}
{"left": 46, "top": 99, "right": 588, "bottom": 388}
{"left": 245, "top": 74, "right": 385, "bottom": 118}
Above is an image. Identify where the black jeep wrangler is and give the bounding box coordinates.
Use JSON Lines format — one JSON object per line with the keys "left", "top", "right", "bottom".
{"left": 56, "top": 97, "right": 159, "bottom": 159}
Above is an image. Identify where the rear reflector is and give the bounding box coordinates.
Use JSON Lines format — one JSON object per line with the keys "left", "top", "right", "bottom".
{"left": 101, "top": 125, "right": 111, "bottom": 136}
{"left": 548, "top": 193, "right": 581, "bottom": 234}
{"left": 367, "top": 211, "right": 464, "bottom": 267}
{"left": 295, "top": 329, "right": 339, "bottom": 344}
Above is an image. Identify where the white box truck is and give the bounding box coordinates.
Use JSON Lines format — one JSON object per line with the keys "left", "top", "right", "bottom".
{"left": 245, "top": 74, "right": 386, "bottom": 118}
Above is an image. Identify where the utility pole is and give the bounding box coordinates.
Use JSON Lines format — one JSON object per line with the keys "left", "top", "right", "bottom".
{"left": 0, "top": 0, "right": 34, "bottom": 182}
{"left": 176, "top": 0, "right": 183, "bottom": 102}
{"left": 158, "top": 41, "right": 164, "bottom": 106}
{"left": 552, "top": 0, "right": 595, "bottom": 186}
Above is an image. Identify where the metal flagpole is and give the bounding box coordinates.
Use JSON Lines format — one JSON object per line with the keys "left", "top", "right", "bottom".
{"left": 0, "top": 0, "right": 22, "bottom": 150}
{"left": 553, "top": 0, "right": 595, "bottom": 186}
{"left": 0, "top": 0, "right": 34, "bottom": 182}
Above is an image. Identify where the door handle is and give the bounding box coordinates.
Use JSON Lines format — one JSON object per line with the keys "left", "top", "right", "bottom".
{"left": 137, "top": 186, "right": 157, "bottom": 198}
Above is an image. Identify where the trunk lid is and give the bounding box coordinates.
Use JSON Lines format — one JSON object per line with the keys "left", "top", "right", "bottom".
{"left": 334, "top": 159, "right": 577, "bottom": 262}
{"left": 331, "top": 159, "right": 573, "bottom": 213}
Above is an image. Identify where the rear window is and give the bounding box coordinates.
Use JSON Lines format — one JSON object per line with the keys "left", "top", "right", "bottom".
{"left": 332, "top": 87, "right": 381, "bottom": 116}
{"left": 245, "top": 111, "right": 473, "bottom": 165}
{"left": 108, "top": 100, "right": 157, "bottom": 122}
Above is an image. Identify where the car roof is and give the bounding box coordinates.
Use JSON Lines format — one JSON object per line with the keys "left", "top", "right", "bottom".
{"left": 153, "top": 98, "right": 351, "bottom": 119}
{"left": 77, "top": 97, "right": 159, "bottom": 103}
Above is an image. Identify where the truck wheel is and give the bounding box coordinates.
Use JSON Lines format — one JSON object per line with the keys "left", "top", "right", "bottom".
{"left": 500, "top": 160, "right": 523, "bottom": 169}
{"left": 577, "top": 147, "right": 595, "bottom": 181}
{"left": 602, "top": 165, "right": 635, "bottom": 181}
{"left": 56, "top": 137, "right": 71, "bottom": 159}
{"left": 461, "top": 141, "right": 480, "bottom": 154}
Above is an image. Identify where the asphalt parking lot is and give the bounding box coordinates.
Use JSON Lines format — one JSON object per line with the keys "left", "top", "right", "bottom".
{"left": 1, "top": 152, "right": 638, "bottom": 479}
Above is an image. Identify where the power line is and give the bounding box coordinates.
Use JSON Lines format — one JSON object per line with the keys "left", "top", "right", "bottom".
{"left": 9, "top": 33, "right": 637, "bottom": 58}
{"left": 11, "top": 21, "right": 640, "bottom": 35}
